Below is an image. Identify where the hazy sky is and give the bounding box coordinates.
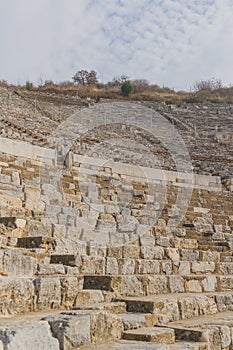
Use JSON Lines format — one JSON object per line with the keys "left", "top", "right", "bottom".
{"left": 0, "top": 0, "right": 233, "bottom": 90}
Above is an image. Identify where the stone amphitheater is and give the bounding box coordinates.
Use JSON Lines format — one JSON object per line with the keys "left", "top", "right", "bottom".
{"left": 0, "top": 85, "right": 232, "bottom": 349}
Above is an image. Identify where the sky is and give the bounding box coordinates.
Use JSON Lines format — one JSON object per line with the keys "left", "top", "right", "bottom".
{"left": 0, "top": 0, "right": 233, "bottom": 90}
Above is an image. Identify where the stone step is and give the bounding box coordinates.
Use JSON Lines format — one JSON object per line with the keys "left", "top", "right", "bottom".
{"left": 167, "top": 310, "right": 233, "bottom": 349}
{"left": 118, "top": 291, "right": 233, "bottom": 323}
{"left": 0, "top": 275, "right": 83, "bottom": 315}
{"left": 73, "top": 301, "right": 126, "bottom": 314}
{"left": 83, "top": 274, "right": 233, "bottom": 296}
{"left": 73, "top": 289, "right": 106, "bottom": 306}
{"left": 198, "top": 245, "right": 228, "bottom": 252}
{"left": 122, "top": 326, "right": 175, "bottom": 344}
{"left": 118, "top": 312, "right": 157, "bottom": 330}
{"left": 79, "top": 339, "right": 207, "bottom": 349}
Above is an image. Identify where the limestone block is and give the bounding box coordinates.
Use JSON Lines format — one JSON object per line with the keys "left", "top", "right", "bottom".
{"left": 178, "top": 261, "right": 190, "bottom": 275}
{"left": 197, "top": 296, "right": 218, "bottom": 315}
{"left": 121, "top": 276, "right": 144, "bottom": 296}
{"left": 202, "top": 276, "right": 217, "bottom": 292}
{"left": 173, "top": 238, "right": 198, "bottom": 249}
{"left": 34, "top": 277, "right": 61, "bottom": 310}
{"left": 11, "top": 171, "right": 21, "bottom": 186}
{"left": 145, "top": 276, "right": 168, "bottom": 295}
{"left": 0, "top": 194, "right": 22, "bottom": 211}
{"left": 169, "top": 276, "right": 185, "bottom": 293}
{"left": 178, "top": 297, "right": 199, "bottom": 320}
{"left": 41, "top": 183, "right": 62, "bottom": 202}
{"left": 139, "top": 234, "right": 155, "bottom": 246}
{"left": 25, "top": 187, "right": 44, "bottom": 211}
{"left": 46, "top": 313, "right": 91, "bottom": 349}
{"left": 186, "top": 279, "right": 202, "bottom": 293}
{"left": 171, "top": 227, "right": 186, "bottom": 237}
{"left": 203, "top": 327, "right": 221, "bottom": 350}
{"left": 0, "top": 173, "right": 11, "bottom": 184}
{"left": 1, "top": 250, "right": 37, "bottom": 277}
{"left": 220, "top": 325, "right": 231, "bottom": 348}
{"left": 122, "top": 245, "right": 140, "bottom": 259}
{"left": 87, "top": 244, "right": 106, "bottom": 257}
{"left": 201, "top": 251, "right": 220, "bottom": 262}
{"left": 137, "top": 260, "right": 160, "bottom": 274}
{"left": 180, "top": 249, "right": 199, "bottom": 261}
{"left": 155, "top": 236, "right": 171, "bottom": 247}
{"left": 140, "top": 246, "right": 164, "bottom": 260}
{"left": 15, "top": 218, "right": 26, "bottom": 229}
{"left": 107, "top": 246, "right": 122, "bottom": 259}
{"left": 165, "top": 248, "right": 180, "bottom": 264}
{"left": 0, "top": 277, "right": 35, "bottom": 315}
{"left": 0, "top": 321, "right": 60, "bottom": 350}
{"left": 60, "top": 276, "right": 83, "bottom": 308}
{"left": 90, "top": 311, "right": 123, "bottom": 343}
{"left": 106, "top": 257, "right": 119, "bottom": 275}
{"left": 74, "top": 290, "right": 104, "bottom": 307}
{"left": 161, "top": 261, "right": 173, "bottom": 275}
{"left": 218, "top": 262, "right": 233, "bottom": 275}
{"left": 154, "top": 299, "right": 180, "bottom": 323}
{"left": 81, "top": 256, "right": 105, "bottom": 275}
{"left": 191, "top": 262, "right": 215, "bottom": 274}
{"left": 36, "top": 264, "right": 65, "bottom": 275}
{"left": 215, "top": 294, "right": 233, "bottom": 312}
{"left": 121, "top": 259, "right": 135, "bottom": 275}
{"left": 219, "top": 276, "right": 233, "bottom": 291}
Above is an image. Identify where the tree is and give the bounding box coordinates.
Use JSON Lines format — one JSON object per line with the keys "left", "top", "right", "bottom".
{"left": 72, "top": 70, "right": 98, "bottom": 86}
{"left": 193, "top": 78, "right": 222, "bottom": 92}
{"left": 121, "top": 80, "right": 134, "bottom": 96}
{"left": 131, "top": 79, "right": 150, "bottom": 93}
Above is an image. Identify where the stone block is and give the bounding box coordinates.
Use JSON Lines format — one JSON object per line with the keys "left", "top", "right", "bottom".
{"left": 1, "top": 250, "right": 36, "bottom": 276}
{"left": 0, "top": 277, "right": 35, "bottom": 315}
{"left": 186, "top": 279, "right": 202, "bottom": 293}
{"left": 0, "top": 321, "right": 60, "bottom": 350}
{"left": 34, "top": 277, "right": 61, "bottom": 310}
{"left": 201, "top": 251, "right": 220, "bottom": 262}
{"left": 191, "top": 262, "right": 215, "bottom": 274}
{"left": 155, "top": 236, "right": 171, "bottom": 247}
{"left": 37, "top": 264, "right": 65, "bottom": 275}
{"left": 140, "top": 246, "right": 164, "bottom": 260}
{"left": 122, "top": 245, "right": 140, "bottom": 259}
{"left": 15, "top": 218, "right": 26, "bottom": 229}
{"left": 180, "top": 249, "right": 199, "bottom": 261}
{"left": 91, "top": 311, "right": 123, "bottom": 343}
{"left": 220, "top": 325, "right": 231, "bottom": 348}
{"left": 215, "top": 294, "right": 233, "bottom": 312}
{"left": 178, "top": 261, "right": 190, "bottom": 275}
{"left": 136, "top": 260, "right": 160, "bottom": 274}
{"left": 165, "top": 248, "right": 180, "bottom": 264}
{"left": 161, "top": 261, "right": 173, "bottom": 275}
{"left": 81, "top": 256, "right": 105, "bottom": 275}
{"left": 202, "top": 276, "right": 217, "bottom": 292}
{"left": 197, "top": 296, "right": 217, "bottom": 315}
{"left": 46, "top": 313, "right": 91, "bottom": 349}
{"left": 219, "top": 276, "right": 233, "bottom": 291}
{"left": 121, "top": 276, "right": 144, "bottom": 296}
{"left": 154, "top": 299, "right": 180, "bottom": 323}
{"left": 145, "top": 276, "right": 168, "bottom": 295}
{"left": 106, "top": 257, "right": 119, "bottom": 275}
{"left": 169, "top": 276, "right": 185, "bottom": 293}
{"left": 121, "top": 259, "right": 135, "bottom": 275}
{"left": 178, "top": 297, "right": 199, "bottom": 320}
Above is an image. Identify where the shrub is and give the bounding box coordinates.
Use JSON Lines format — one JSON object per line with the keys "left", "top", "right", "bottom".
{"left": 121, "top": 80, "right": 134, "bottom": 96}
{"left": 26, "top": 81, "right": 34, "bottom": 91}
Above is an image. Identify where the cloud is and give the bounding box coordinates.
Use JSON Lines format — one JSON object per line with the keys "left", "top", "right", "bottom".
{"left": 0, "top": 0, "right": 233, "bottom": 89}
